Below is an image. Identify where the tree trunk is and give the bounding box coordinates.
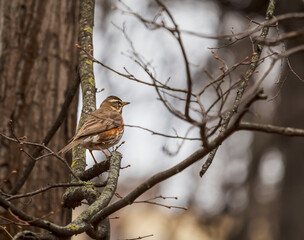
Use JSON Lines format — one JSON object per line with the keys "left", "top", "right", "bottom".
{"left": 0, "top": 0, "right": 80, "bottom": 238}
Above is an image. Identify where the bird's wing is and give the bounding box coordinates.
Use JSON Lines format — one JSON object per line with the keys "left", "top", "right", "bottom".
{"left": 75, "top": 110, "right": 123, "bottom": 139}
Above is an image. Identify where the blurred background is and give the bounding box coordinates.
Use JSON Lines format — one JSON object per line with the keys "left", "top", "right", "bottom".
{"left": 1, "top": 0, "right": 303, "bottom": 239}
{"left": 72, "top": 0, "right": 304, "bottom": 239}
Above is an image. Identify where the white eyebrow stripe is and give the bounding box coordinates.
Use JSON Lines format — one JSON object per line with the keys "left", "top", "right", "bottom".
{"left": 108, "top": 99, "right": 121, "bottom": 102}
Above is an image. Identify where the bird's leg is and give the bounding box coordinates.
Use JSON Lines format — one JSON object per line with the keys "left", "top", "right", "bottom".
{"left": 102, "top": 142, "right": 113, "bottom": 156}
{"left": 89, "top": 150, "right": 98, "bottom": 164}
{"left": 96, "top": 145, "right": 109, "bottom": 159}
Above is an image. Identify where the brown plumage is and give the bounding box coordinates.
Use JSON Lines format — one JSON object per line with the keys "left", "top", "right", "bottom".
{"left": 59, "top": 96, "right": 129, "bottom": 163}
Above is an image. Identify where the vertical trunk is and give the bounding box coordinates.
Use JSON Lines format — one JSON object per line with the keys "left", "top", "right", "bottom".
{"left": 0, "top": 0, "right": 80, "bottom": 238}
{"left": 276, "top": 46, "right": 304, "bottom": 240}
{"left": 275, "top": 2, "right": 304, "bottom": 238}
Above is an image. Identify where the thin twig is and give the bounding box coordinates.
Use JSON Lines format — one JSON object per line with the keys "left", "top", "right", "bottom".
{"left": 120, "top": 234, "right": 154, "bottom": 240}
{"left": 5, "top": 182, "right": 106, "bottom": 201}
{"left": 0, "top": 133, "right": 79, "bottom": 181}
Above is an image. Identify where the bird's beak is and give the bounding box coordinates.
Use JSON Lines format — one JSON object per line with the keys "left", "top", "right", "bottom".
{"left": 122, "top": 101, "right": 130, "bottom": 106}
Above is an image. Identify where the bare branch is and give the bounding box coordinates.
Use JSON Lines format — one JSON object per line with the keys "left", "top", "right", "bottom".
{"left": 125, "top": 124, "right": 200, "bottom": 140}
{"left": 5, "top": 182, "right": 107, "bottom": 201}
{"left": 121, "top": 234, "right": 154, "bottom": 240}
{"left": 117, "top": 1, "right": 304, "bottom": 41}
{"left": 154, "top": 0, "right": 194, "bottom": 122}
{"left": 200, "top": 0, "right": 278, "bottom": 177}
{"left": 0, "top": 133, "right": 79, "bottom": 181}
{"left": 254, "top": 30, "right": 304, "bottom": 46}
{"left": 278, "top": 44, "right": 304, "bottom": 58}
{"left": 76, "top": 43, "right": 190, "bottom": 95}
{"left": 238, "top": 122, "right": 304, "bottom": 136}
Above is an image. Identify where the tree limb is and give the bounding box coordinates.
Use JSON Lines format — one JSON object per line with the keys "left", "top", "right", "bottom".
{"left": 199, "top": 0, "right": 278, "bottom": 177}
{"left": 238, "top": 122, "right": 304, "bottom": 136}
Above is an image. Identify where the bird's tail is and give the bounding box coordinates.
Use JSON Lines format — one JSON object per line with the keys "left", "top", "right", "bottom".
{"left": 58, "top": 139, "right": 82, "bottom": 155}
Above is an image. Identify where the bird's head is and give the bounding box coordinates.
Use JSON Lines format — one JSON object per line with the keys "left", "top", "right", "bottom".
{"left": 101, "top": 96, "right": 130, "bottom": 113}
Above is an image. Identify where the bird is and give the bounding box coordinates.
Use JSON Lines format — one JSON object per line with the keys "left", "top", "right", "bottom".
{"left": 58, "top": 96, "right": 130, "bottom": 164}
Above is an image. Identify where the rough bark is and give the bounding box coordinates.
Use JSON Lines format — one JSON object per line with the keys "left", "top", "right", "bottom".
{"left": 0, "top": 0, "right": 80, "bottom": 238}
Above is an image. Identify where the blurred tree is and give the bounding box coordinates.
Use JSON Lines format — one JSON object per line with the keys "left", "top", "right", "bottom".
{"left": 211, "top": 1, "right": 304, "bottom": 240}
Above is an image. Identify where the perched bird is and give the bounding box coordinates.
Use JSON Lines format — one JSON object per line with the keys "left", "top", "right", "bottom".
{"left": 59, "top": 96, "right": 130, "bottom": 163}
